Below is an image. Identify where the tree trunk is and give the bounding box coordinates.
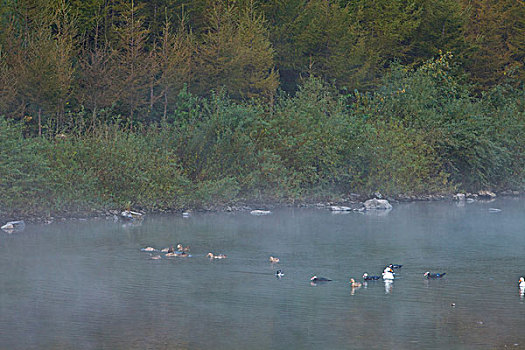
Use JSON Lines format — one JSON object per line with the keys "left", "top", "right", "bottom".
{"left": 163, "top": 87, "right": 168, "bottom": 121}
{"left": 38, "top": 107, "right": 42, "bottom": 137}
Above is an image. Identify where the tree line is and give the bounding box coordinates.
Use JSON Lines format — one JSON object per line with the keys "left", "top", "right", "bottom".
{"left": 0, "top": 0, "right": 523, "bottom": 216}
{"left": 0, "top": 0, "right": 523, "bottom": 129}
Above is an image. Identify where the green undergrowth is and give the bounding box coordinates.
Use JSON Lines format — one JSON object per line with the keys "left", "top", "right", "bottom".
{"left": 1, "top": 56, "right": 523, "bottom": 218}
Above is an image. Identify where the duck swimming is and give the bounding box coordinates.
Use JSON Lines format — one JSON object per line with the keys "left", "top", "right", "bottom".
{"left": 160, "top": 246, "right": 175, "bottom": 253}
{"left": 177, "top": 244, "right": 190, "bottom": 253}
{"left": 519, "top": 277, "right": 525, "bottom": 288}
{"left": 349, "top": 278, "right": 362, "bottom": 288}
{"left": 207, "top": 252, "right": 227, "bottom": 259}
{"left": 382, "top": 267, "right": 395, "bottom": 280}
{"left": 363, "top": 273, "right": 381, "bottom": 281}
{"left": 424, "top": 272, "right": 446, "bottom": 279}
{"left": 275, "top": 270, "right": 284, "bottom": 278}
{"left": 141, "top": 247, "right": 157, "bottom": 252}
{"left": 166, "top": 251, "right": 190, "bottom": 257}
{"left": 269, "top": 256, "right": 280, "bottom": 263}
{"left": 389, "top": 264, "right": 403, "bottom": 269}
{"left": 311, "top": 275, "right": 332, "bottom": 282}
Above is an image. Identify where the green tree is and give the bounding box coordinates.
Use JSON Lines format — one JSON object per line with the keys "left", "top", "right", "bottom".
{"left": 157, "top": 10, "right": 195, "bottom": 120}
{"left": 113, "top": 0, "right": 150, "bottom": 122}
{"left": 235, "top": 1, "right": 278, "bottom": 100}
{"left": 51, "top": 0, "right": 77, "bottom": 130}
{"left": 461, "top": 0, "right": 525, "bottom": 90}
{"left": 76, "top": 21, "right": 119, "bottom": 127}
{"left": 195, "top": 0, "right": 278, "bottom": 101}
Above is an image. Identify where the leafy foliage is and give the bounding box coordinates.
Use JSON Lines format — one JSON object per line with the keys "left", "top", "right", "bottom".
{"left": 0, "top": 1, "right": 523, "bottom": 217}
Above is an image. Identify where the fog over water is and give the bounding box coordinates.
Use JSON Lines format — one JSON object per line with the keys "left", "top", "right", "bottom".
{"left": 1, "top": 198, "right": 524, "bottom": 349}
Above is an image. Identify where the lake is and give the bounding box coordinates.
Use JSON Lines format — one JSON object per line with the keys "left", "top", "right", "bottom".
{"left": 1, "top": 198, "right": 524, "bottom": 349}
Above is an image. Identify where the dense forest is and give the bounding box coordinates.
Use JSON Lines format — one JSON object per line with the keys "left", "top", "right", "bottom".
{"left": 0, "top": 0, "right": 524, "bottom": 217}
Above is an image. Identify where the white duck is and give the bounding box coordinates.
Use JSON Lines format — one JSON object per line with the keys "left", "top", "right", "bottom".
{"left": 519, "top": 277, "right": 525, "bottom": 288}
{"left": 382, "top": 267, "right": 395, "bottom": 280}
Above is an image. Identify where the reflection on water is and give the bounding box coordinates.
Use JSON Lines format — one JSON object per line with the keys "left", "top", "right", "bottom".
{"left": 384, "top": 280, "right": 394, "bottom": 294}
{"left": 1, "top": 198, "right": 525, "bottom": 349}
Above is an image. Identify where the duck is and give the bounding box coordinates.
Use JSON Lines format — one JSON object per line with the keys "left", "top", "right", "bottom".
{"left": 177, "top": 244, "right": 190, "bottom": 253}
{"left": 382, "top": 267, "right": 395, "bottom": 280}
{"left": 363, "top": 273, "right": 381, "bottom": 281}
{"left": 519, "top": 277, "right": 525, "bottom": 288}
{"left": 207, "top": 252, "right": 227, "bottom": 259}
{"left": 389, "top": 264, "right": 403, "bottom": 269}
{"left": 150, "top": 255, "right": 162, "bottom": 260}
{"left": 141, "top": 247, "right": 157, "bottom": 252}
{"left": 160, "top": 246, "right": 175, "bottom": 253}
{"left": 275, "top": 270, "right": 284, "bottom": 278}
{"left": 349, "top": 278, "right": 362, "bottom": 288}
{"left": 269, "top": 256, "right": 280, "bottom": 263}
{"left": 166, "top": 251, "right": 190, "bottom": 257}
{"left": 311, "top": 275, "right": 332, "bottom": 282}
{"left": 424, "top": 271, "right": 446, "bottom": 279}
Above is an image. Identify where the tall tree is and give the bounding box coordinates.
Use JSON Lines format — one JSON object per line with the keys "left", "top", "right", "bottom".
{"left": 461, "top": 0, "right": 525, "bottom": 89}
{"left": 157, "top": 9, "right": 194, "bottom": 120}
{"left": 291, "top": 0, "right": 358, "bottom": 89}
{"left": 51, "top": 0, "right": 77, "bottom": 129}
{"left": 407, "top": 0, "right": 467, "bottom": 63}
{"left": 259, "top": 0, "right": 304, "bottom": 92}
{"left": 235, "top": 0, "right": 278, "bottom": 100}
{"left": 347, "top": 0, "right": 422, "bottom": 90}
{"left": 113, "top": 0, "right": 150, "bottom": 122}
{"left": 77, "top": 18, "right": 119, "bottom": 127}
{"left": 5, "top": 0, "right": 76, "bottom": 134}
{"left": 195, "top": 0, "right": 278, "bottom": 100}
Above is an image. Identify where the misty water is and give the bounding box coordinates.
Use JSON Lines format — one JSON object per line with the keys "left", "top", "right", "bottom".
{"left": 1, "top": 198, "right": 525, "bottom": 349}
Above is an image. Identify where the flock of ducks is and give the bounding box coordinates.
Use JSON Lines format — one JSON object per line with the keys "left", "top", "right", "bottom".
{"left": 140, "top": 243, "right": 197, "bottom": 259}
{"left": 311, "top": 264, "right": 452, "bottom": 293}
{"left": 314, "top": 265, "right": 450, "bottom": 295}
{"left": 141, "top": 245, "right": 525, "bottom": 295}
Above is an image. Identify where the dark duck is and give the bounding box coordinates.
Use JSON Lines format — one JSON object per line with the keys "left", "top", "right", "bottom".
{"left": 389, "top": 264, "right": 403, "bottom": 269}
{"left": 424, "top": 271, "right": 446, "bottom": 279}
{"left": 362, "top": 273, "right": 381, "bottom": 281}
{"left": 310, "top": 275, "right": 332, "bottom": 282}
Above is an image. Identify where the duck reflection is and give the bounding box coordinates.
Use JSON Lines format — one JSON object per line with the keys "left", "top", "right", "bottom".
{"left": 384, "top": 280, "right": 393, "bottom": 294}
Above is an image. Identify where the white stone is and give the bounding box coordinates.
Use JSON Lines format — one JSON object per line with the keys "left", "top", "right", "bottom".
{"left": 250, "top": 210, "right": 271, "bottom": 215}
{"left": 363, "top": 198, "right": 392, "bottom": 210}
{"left": 330, "top": 206, "right": 352, "bottom": 211}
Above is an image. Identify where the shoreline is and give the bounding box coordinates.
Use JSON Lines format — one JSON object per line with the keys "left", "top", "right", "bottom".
{"left": 1, "top": 190, "right": 521, "bottom": 226}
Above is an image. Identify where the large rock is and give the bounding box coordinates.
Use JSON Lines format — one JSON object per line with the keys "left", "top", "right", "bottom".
{"left": 363, "top": 198, "right": 392, "bottom": 210}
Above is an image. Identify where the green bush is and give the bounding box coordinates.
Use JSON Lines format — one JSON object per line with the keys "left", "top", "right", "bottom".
{"left": 0, "top": 118, "right": 52, "bottom": 215}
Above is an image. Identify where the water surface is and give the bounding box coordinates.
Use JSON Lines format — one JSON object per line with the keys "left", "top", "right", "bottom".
{"left": 1, "top": 198, "right": 524, "bottom": 349}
